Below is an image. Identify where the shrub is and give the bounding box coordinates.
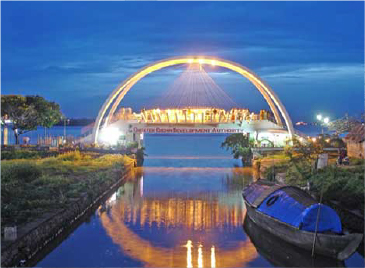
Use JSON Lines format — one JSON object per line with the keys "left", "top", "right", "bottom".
{"left": 31, "top": 175, "right": 71, "bottom": 187}
{"left": 285, "top": 161, "right": 312, "bottom": 187}
{"left": 350, "top": 158, "right": 364, "bottom": 166}
{"left": 1, "top": 161, "right": 42, "bottom": 183}
{"left": 1, "top": 150, "right": 57, "bottom": 160}
{"left": 126, "top": 142, "right": 139, "bottom": 149}
{"left": 57, "top": 151, "right": 83, "bottom": 161}
{"left": 263, "top": 152, "right": 289, "bottom": 160}
{"left": 309, "top": 166, "right": 364, "bottom": 211}
{"left": 262, "top": 163, "right": 288, "bottom": 182}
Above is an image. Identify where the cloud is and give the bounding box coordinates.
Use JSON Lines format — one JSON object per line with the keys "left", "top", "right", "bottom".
{"left": 260, "top": 63, "right": 364, "bottom": 80}
{"left": 1, "top": 1, "right": 363, "bottom": 120}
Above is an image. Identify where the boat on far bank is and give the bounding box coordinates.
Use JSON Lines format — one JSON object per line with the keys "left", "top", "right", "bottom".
{"left": 242, "top": 180, "right": 363, "bottom": 261}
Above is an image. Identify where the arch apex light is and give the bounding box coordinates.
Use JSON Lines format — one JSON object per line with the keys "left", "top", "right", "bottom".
{"left": 92, "top": 56, "right": 294, "bottom": 144}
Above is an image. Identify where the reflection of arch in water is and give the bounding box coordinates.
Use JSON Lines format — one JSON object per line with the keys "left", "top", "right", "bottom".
{"left": 115, "top": 167, "right": 252, "bottom": 231}
{"left": 117, "top": 193, "right": 245, "bottom": 231}
{"left": 100, "top": 207, "right": 257, "bottom": 267}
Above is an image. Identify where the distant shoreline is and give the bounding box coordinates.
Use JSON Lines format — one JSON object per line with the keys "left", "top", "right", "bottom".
{"left": 53, "top": 118, "right": 95, "bottom": 127}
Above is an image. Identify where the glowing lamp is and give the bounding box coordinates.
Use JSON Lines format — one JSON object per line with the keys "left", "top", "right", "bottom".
{"left": 188, "top": 59, "right": 193, "bottom": 64}
{"left": 100, "top": 127, "right": 121, "bottom": 145}
{"left": 316, "top": 114, "right": 322, "bottom": 121}
{"left": 323, "top": 117, "right": 329, "bottom": 124}
{"left": 198, "top": 59, "right": 204, "bottom": 64}
{"left": 211, "top": 60, "right": 216, "bottom": 66}
{"left": 312, "top": 137, "right": 316, "bottom": 142}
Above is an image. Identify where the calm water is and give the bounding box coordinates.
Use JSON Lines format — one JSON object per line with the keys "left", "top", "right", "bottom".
{"left": 35, "top": 135, "right": 363, "bottom": 267}
{"left": 1, "top": 126, "right": 84, "bottom": 145}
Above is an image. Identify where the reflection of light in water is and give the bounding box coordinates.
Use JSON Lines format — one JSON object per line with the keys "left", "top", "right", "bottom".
{"left": 211, "top": 246, "right": 216, "bottom": 268}
{"left": 140, "top": 176, "right": 143, "bottom": 196}
{"left": 108, "top": 192, "right": 117, "bottom": 204}
{"left": 185, "top": 242, "right": 216, "bottom": 268}
{"left": 116, "top": 193, "right": 245, "bottom": 230}
{"left": 141, "top": 167, "right": 253, "bottom": 174}
{"left": 146, "top": 156, "right": 233, "bottom": 159}
{"left": 198, "top": 244, "right": 203, "bottom": 268}
{"left": 185, "top": 240, "right": 193, "bottom": 268}
{"left": 100, "top": 207, "right": 258, "bottom": 267}
{"left": 98, "top": 167, "right": 258, "bottom": 267}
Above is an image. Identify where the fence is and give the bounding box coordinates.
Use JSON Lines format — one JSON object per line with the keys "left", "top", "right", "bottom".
{"left": 36, "top": 135, "right": 77, "bottom": 147}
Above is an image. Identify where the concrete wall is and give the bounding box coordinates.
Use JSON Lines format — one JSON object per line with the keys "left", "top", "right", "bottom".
{"left": 347, "top": 141, "right": 365, "bottom": 159}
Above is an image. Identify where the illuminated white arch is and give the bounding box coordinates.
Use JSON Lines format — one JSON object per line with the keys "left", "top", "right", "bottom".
{"left": 92, "top": 56, "right": 294, "bottom": 143}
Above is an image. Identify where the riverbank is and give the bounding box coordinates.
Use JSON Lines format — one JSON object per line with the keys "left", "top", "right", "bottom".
{"left": 254, "top": 154, "right": 364, "bottom": 233}
{"left": 1, "top": 151, "right": 136, "bottom": 267}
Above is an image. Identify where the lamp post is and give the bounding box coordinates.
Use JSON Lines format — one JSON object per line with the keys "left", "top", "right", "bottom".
{"left": 316, "top": 114, "right": 330, "bottom": 135}
{"left": 63, "top": 118, "right": 70, "bottom": 143}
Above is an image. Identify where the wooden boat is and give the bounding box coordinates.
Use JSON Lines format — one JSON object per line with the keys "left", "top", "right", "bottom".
{"left": 242, "top": 180, "right": 363, "bottom": 260}
{"left": 243, "top": 216, "right": 345, "bottom": 267}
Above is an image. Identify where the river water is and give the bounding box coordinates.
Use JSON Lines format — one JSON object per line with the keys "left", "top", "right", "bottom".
{"left": 35, "top": 134, "right": 363, "bottom": 267}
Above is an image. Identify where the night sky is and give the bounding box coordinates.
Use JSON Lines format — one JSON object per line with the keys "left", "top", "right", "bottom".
{"left": 2, "top": 1, "right": 364, "bottom": 123}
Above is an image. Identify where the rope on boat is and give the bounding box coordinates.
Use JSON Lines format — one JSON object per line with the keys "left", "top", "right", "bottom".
{"left": 311, "top": 163, "right": 337, "bottom": 257}
{"left": 311, "top": 191, "right": 323, "bottom": 257}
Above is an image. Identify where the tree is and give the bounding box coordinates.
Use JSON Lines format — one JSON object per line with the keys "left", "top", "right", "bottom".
{"left": 284, "top": 137, "right": 324, "bottom": 185}
{"left": 221, "top": 133, "right": 254, "bottom": 164}
{"left": 328, "top": 136, "right": 346, "bottom": 148}
{"left": 27, "top": 95, "right": 62, "bottom": 128}
{"left": 136, "top": 147, "right": 147, "bottom": 167}
{"left": 1, "top": 95, "right": 63, "bottom": 144}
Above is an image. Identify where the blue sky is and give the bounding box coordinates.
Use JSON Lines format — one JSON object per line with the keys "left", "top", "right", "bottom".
{"left": 2, "top": 1, "right": 364, "bottom": 123}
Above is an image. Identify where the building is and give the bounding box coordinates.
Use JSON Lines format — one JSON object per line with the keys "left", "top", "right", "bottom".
{"left": 344, "top": 124, "right": 365, "bottom": 159}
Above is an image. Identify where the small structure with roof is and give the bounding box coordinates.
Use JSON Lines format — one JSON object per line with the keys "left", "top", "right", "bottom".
{"left": 344, "top": 124, "right": 364, "bottom": 159}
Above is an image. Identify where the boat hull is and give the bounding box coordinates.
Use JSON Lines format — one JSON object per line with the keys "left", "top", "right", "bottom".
{"left": 244, "top": 200, "right": 363, "bottom": 260}
{"left": 243, "top": 216, "right": 345, "bottom": 267}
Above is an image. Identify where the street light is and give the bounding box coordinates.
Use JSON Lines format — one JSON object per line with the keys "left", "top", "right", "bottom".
{"left": 316, "top": 114, "right": 330, "bottom": 135}
{"left": 100, "top": 126, "right": 122, "bottom": 145}
{"left": 63, "top": 118, "right": 70, "bottom": 143}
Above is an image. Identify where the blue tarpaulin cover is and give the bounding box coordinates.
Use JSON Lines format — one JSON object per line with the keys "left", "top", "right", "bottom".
{"left": 244, "top": 182, "right": 342, "bottom": 234}
{"left": 300, "top": 204, "right": 342, "bottom": 233}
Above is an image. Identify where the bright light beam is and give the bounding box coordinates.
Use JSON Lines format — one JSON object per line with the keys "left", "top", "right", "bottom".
{"left": 100, "top": 127, "right": 121, "bottom": 145}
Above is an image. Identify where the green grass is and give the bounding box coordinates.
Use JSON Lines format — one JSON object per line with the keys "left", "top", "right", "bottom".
{"left": 1, "top": 150, "right": 59, "bottom": 160}
{"left": 1, "top": 161, "right": 42, "bottom": 183}
{"left": 34, "top": 151, "right": 126, "bottom": 174}
{"left": 1, "top": 152, "right": 132, "bottom": 228}
{"left": 261, "top": 152, "right": 290, "bottom": 160}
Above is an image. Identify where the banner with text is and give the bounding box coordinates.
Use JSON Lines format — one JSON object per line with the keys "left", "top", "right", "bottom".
{"left": 131, "top": 127, "right": 247, "bottom": 134}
